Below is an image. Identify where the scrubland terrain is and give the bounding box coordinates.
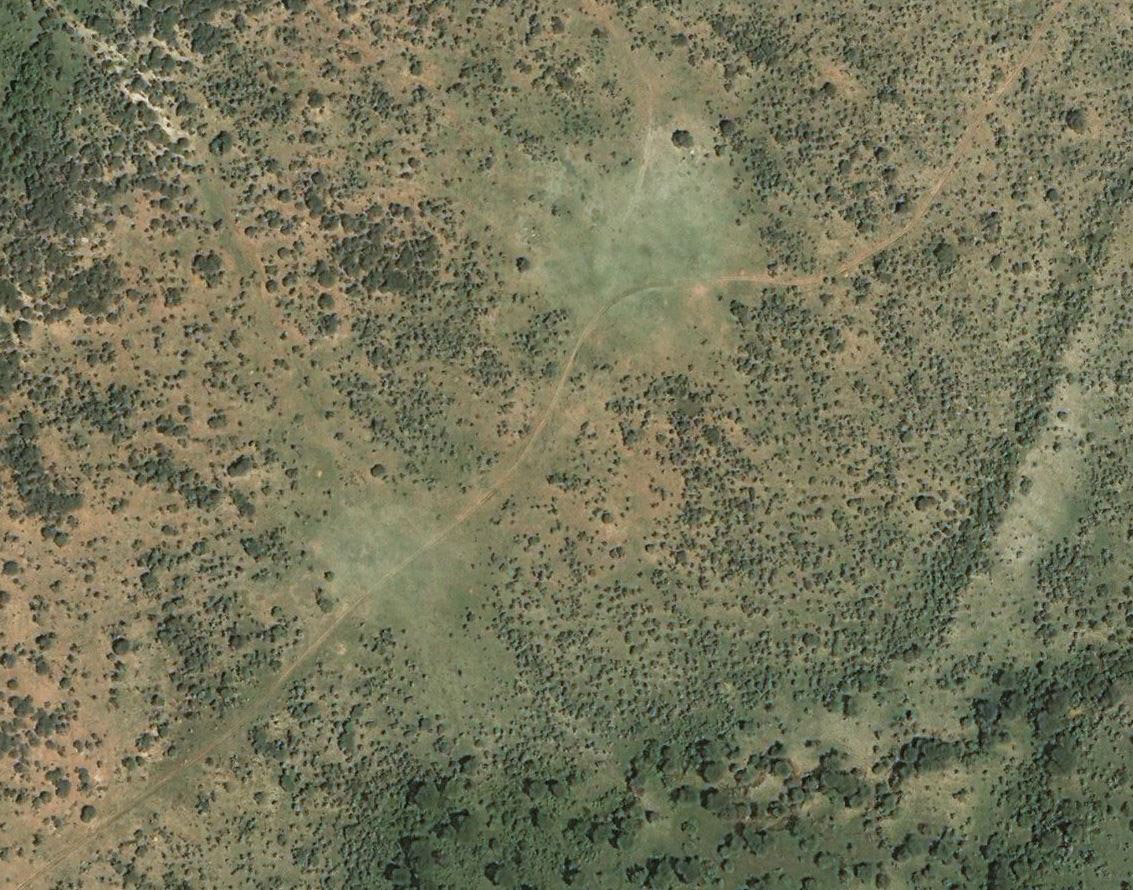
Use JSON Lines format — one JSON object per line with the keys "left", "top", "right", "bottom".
{"left": 3, "top": 0, "right": 1133, "bottom": 888}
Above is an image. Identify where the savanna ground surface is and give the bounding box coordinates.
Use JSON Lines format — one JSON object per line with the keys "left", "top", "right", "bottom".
{"left": 3, "top": 0, "right": 1133, "bottom": 888}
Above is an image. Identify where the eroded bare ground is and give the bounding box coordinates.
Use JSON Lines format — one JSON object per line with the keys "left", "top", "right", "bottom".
{"left": 3, "top": 0, "right": 1133, "bottom": 887}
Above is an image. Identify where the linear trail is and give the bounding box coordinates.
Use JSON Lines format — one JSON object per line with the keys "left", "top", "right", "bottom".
{"left": 718, "top": 0, "right": 1067, "bottom": 290}
{"left": 10, "top": 278, "right": 670, "bottom": 890}
{"left": 13, "top": 0, "right": 1069, "bottom": 885}
{"left": 588, "top": 0, "right": 658, "bottom": 231}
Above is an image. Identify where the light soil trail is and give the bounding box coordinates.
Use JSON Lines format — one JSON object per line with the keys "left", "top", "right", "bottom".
{"left": 10, "top": 281, "right": 671, "bottom": 890}
{"left": 579, "top": 0, "right": 658, "bottom": 230}
{"left": 828, "top": 0, "right": 1067, "bottom": 277}
{"left": 718, "top": 0, "right": 1068, "bottom": 290}
{"left": 618, "top": 80, "right": 656, "bottom": 230}
{"left": 11, "top": 0, "right": 1069, "bottom": 885}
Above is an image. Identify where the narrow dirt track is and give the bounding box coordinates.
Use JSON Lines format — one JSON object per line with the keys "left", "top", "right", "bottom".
{"left": 715, "top": 0, "right": 1067, "bottom": 290}
{"left": 9, "top": 274, "right": 671, "bottom": 890}
{"left": 11, "top": 0, "right": 1069, "bottom": 885}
